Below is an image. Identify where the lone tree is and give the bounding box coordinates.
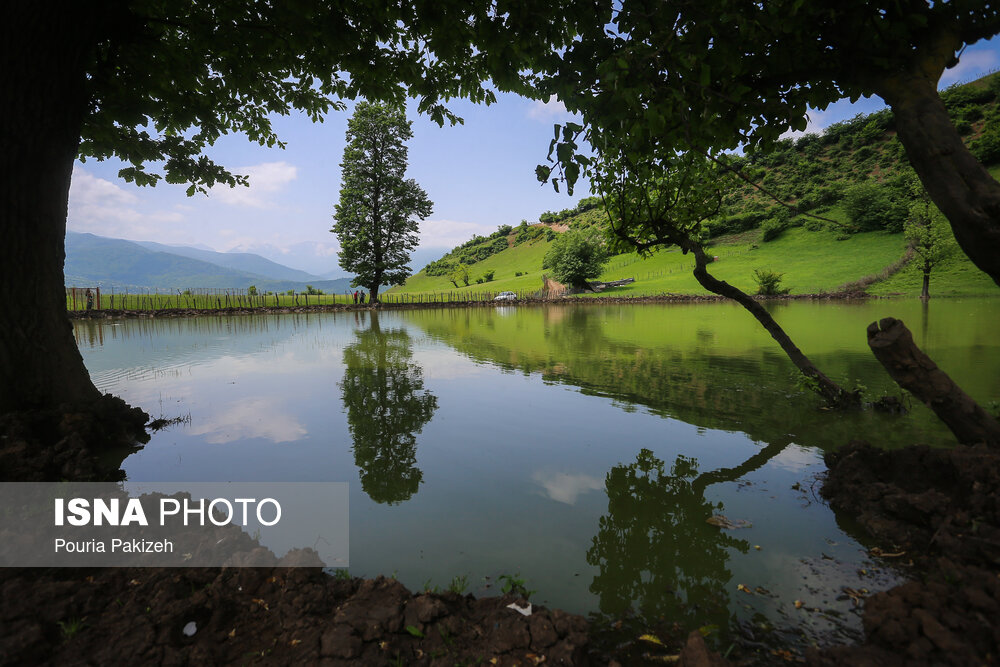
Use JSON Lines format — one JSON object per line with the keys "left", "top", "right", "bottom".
{"left": 905, "top": 195, "right": 954, "bottom": 300}
{"left": 2, "top": 3, "right": 580, "bottom": 415}
{"left": 332, "top": 103, "right": 431, "bottom": 304}
{"left": 542, "top": 229, "right": 610, "bottom": 289}
{"left": 539, "top": 1, "right": 1000, "bottom": 287}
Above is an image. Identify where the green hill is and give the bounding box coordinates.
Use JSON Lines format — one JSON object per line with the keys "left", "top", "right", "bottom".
{"left": 391, "top": 73, "right": 1000, "bottom": 299}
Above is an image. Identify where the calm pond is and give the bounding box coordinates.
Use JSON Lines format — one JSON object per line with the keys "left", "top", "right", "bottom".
{"left": 74, "top": 298, "right": 999, "bottom": 650}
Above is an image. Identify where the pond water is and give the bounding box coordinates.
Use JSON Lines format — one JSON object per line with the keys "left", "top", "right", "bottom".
{"left": 74, "top": 298, "right": 1000, "bottom": 651}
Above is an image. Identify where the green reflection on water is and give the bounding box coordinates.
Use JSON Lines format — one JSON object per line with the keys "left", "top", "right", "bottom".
{"left": 341, "top": 312, "right": 437, "bottom": 504}
{"left": 405, "top": 299, "right": 1000, "bottom": 451}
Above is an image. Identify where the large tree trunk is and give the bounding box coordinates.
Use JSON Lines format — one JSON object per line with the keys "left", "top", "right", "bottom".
{"left": 868, "top": 317, "right": 1000, "bottom": 447}
{"left": 1, "top": 6, "right": 102, "bottom": 413}
{"left": 878, "top": 73, "right": 1000, "bottom": 288}
{"left": 672, "top": 234, "right": 856, "bottom": 407}
{"left": 921, "top": 263, "right": 931, "bottom": 301}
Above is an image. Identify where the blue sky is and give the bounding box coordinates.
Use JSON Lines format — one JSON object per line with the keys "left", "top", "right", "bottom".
{"left": 67, "top": 38, "right": 1000, "bottom": 276}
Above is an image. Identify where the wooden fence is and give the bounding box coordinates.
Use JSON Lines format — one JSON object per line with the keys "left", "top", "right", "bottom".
{"left": 65, "top": 287, "right": 541, "bottom": 312}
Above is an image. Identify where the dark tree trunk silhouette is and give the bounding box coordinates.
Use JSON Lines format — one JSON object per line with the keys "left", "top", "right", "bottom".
{"left": 868, "top": 317, "right": 1000, "bottom": 446}
{"left": 666, "top": 230, "right": 856, "bottom": 408}
{"left": 1, "top": 6, "right": 102, "bottom": 412}
{"left": 879, "top": 72, "right": 1000, "bottom": 287}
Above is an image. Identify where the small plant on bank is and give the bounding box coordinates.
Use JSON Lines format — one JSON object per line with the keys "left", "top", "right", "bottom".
{"left": 58, "top": 617, "right": 87, "bottom": 641}
{"left": 448, "top": 574, "right": 469, "bottom": 595}
{"left": 498, "top": 573, "right": 535, "bottom": 599}
{"left": 752, "top": 268, "right": 791, "bottom": 295}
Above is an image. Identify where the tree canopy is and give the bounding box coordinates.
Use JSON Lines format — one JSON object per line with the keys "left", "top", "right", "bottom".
{"left": 542, "top": 229, "right": 611, "bottom": 289}
{"left": 332, "top": 102, "right": 431, "bottom": 302}
{"left": 539, "top": 1, "right": 1000, "bottom": 286}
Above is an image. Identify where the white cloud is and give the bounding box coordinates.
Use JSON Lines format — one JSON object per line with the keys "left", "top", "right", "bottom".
{"left": 534, "top": 471, "right": 605, "bottom": 505}
{"left": 187, "top": 397, "right": 308, "bottom": 444}
{"left": 528, "top": 95, "right": 572, "bottom": 121}
{"left": 209, "top": 161, "right": 298, "bottom": 208}
{"left": 767, "top": 443, "right": 821, "bottom": 473}
{"left": 68, "top": 166, "right": 183, "bottom": 238}
{"left": 418, "top": 219, "right": 496, "bottom": 248}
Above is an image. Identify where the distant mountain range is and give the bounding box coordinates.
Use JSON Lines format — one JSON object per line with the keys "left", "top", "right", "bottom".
{"left": 65, "top": 232, "right": 352, "bottom": 293}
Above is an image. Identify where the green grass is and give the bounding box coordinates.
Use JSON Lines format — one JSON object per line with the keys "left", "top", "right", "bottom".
{"left": 594, "top": 226, "right": 907, "bottom": 296}
{"left": 387, "top": 236, "right": 553, "bottom": 296}
{"left": 392, "top": 221, "right": 996, "bottom": 299}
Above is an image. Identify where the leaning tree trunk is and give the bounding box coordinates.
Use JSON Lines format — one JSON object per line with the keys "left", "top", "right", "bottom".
{"left": 670, "top": 233, "right": 856, "bottom": 407}
{"left": 0, "top": 6, "right": 102, "bottom": 413}
{"left": 878, "top": 72, "right": 1000, "bottom": 288}
{"left": 867, "top": 317, "right": 1000, "bottom": 447}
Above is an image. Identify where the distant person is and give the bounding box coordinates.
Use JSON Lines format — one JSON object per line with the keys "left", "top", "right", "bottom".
{"left": 360, "top": 292, "right": 367, "bottom": 304}
{"left": 85, "top": 289, "right": 94, "bottom": 311}
{"left": 353, "top": 290, "right": 359, "bottom": 304}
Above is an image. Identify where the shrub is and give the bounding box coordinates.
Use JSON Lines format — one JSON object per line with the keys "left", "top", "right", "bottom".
{"left": 542, "top": 229, "right": 610, "bottom": 288}
{"left": 752, "top": 268, "right": 791, "bottom": 295}
{"left": 482, "top": 270, "right": 495, "bottom": 282}
{"left": 424, "top": 258, "right": 453, "bottom": 276}
{"left": 972, "top": 126, "right": 1000, "bottom": 164}
{"left": 760, "top": 217, "right": 786, "bottom": 242}
{"left": 803, "top": 217, "right": 826, "bottom": 232}
{"left": 842, "top": 180, "right": 907, "bottom": 232}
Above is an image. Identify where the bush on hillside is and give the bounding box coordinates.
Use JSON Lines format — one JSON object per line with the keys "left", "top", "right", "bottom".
{"left": 760, "top": 217, "right": 786, "bottom": 242}
{"left": 752, "top": 268, "right": 791, "bottom": 295}
{"left": 542, "top": 229, "right": 610, "bottom": 288}
{"left": 842, "top": 180, "right": 907, "bottom": 232}
{"left": 972, "top": 126, "right": 1000, "bottom": 164}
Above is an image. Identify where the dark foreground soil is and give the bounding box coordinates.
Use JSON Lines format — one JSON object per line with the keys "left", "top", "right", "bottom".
{"left": 812, "top": 440, "right": 1000, "bottom": 666}
{"left": 0, "top": 566, "right": 592, "bottom": 666}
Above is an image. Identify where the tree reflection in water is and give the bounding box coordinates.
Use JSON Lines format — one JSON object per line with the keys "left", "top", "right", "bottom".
{"left": 589, "top": 441, "right": 788, "bottom": 641}
{"left": 340, "top": 312, "right": 437, "bottom": 504}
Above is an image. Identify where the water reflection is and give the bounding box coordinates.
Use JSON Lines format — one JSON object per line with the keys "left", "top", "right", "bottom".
{"left": 341, "top": 312, "right": 437, "bottom": 504}
{"left": 407, "top": 302, "right": 1000, "bottom": 451}
{"left": 590, "top": 449, "right": 745, "bottom": 631}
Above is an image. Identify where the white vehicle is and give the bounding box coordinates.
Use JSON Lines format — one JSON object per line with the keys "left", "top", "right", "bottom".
{"left": 493, "top": 291, "right": 517, "bottom": 302}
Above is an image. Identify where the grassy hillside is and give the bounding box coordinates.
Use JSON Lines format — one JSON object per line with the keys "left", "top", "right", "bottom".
{"left": 393, "top": 213, "right": 995, "bottom": 299}
{"left": 391, "top": 72, "right": 1000, "bottom": 300}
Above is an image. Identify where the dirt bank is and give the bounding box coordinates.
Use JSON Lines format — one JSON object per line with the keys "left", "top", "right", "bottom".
{"left": 812, "top": 440, "right": 1000, "bottom": 665}
{"left": 0, "top": 566, "right": 594, "bottom": 666}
